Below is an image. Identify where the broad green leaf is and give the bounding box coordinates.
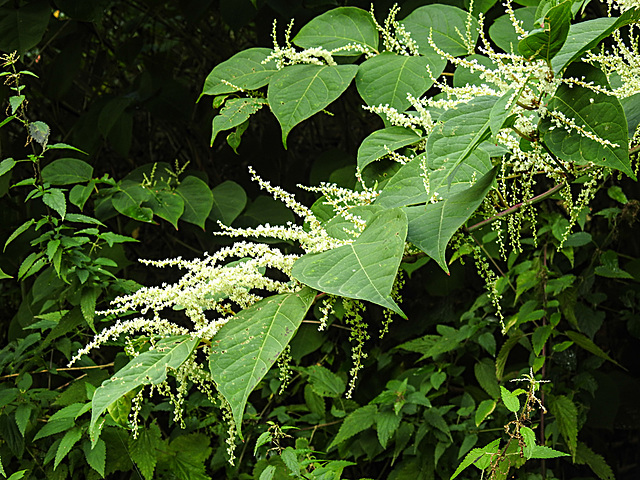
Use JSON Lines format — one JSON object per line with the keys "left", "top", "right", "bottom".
{"left": 521, "top": 426, "right": 536, "bottom": 458}
{"left": 401, "top": 4, "right": 479, "bottom": 57}
{"left": 112, "top": 181, "right": 154, "bottom": 223}
{"left": 293, "top": 7, "right": 379, "bottom": 56}
{"left": 576, "top": 442, "right": 614, "bottom": 480}
{"left": 292, "top": 208, "right": 407, "bottom": 317}
{"left": 518, "top": 0, "right": 572, "bottom": 62}
{"left": 268, "top": 64, "right": 358, "bottom": 147}
{"left": 328, "top": 405, "right": 377, "bottom": 450}
{"left": 356, "top": 52, "right": 445, "bottom": 112}
{"left": 174, "top": 176, "right": 214, "bottom": 229}
{"left": 9, "top": 95, "right": 25, "bottom": 114}
{"left": 281, "top": 447, "right": 300, "bottom": 476}
{"left": 129, "top": 422, "right": 162, "bottom": 480}
{"left": 0, "top": 158, "right": 16, "bottom": 177}
{"left": 453, "top": 54, "right": 497, "bottom": 88}
{"left": 404, "top": 167, "right": 497, "bottom": 273}
{"left": 532, "top": 324, "right": 553, "bottom": 356}
{"left": 0, "top": 0, "right": 50, "bottom": 54}
{"left": 529, "top": 445, "right": 571, "bottom": 459}
{"left": 260, "top": 465, "right": 276, "bottom": 480}
{"left": 54, "top": 426, "right": 83, "bottom": 470}
{"left": 376, "top": 409, "right": 402, "bottom": 449}
{"left": 489, "top": 86, "right": 524, "bottom": 137}
{"left": 4, "top": 218, "right": 34, "bottom": 251}
{"left": 209, "top": 288, "right": 315, "bottom": 437}
{"left": 621, "top": 93, "right": 640, "bottom": 137}
{"left": 211, "top": 97, "right": 266, "bottom": 145}
{"left": 147, "top": 189, "right": 184, "bottom": 229}
{"left": 450, "top": 439, "right": 500, "bottom": 479}
{"left": 162, "top": 433, "right": 211, "bottom": 480}
{"left": 28, "top": 121, "right": 50, "bottom": 146}
{"left": 475, "top": 399, "right": 496, "bottom": 426}
{"left": 14, "top": 404, "right": 31, "bottom": 437}
{"left": 549, "top": 395, "right": 577, "bottom": 458}
{"left": 489, "top": 7, "right": 538, "bottom": 53}
{"left": 357, "top": 127, "right": 422, "bottom": 171}
{"left": 475, "top": 359, "right": 500, "bottom": 399}
{"left": 200, "top": 48, "right": 277, "bottom": 98}
{"left": 90, "top": 335, "right": 199, "bottom": 442}
{"left": 209, "top": 180, "right": 246, "bottom": 226}
{"left": 539, "top": 63, "right": 633, "bottom": 178}
{"left": 43, "top": 188, "right": 66, "bottom": 220}
{"left": 307, "top": 365, "right": 346, "bottom": 398}
{"left": 82, "top": 439, "right": 106, "bottom": 478}
{"left": 564, "top": 330, "right": 624, "bottom": 369}
{"left": 98, "top": 97, "right": 132, "bottom": 137}
{"left": 551, "top": 9, "right": 640, "bottom": 73}
{"left": 595, "top": 249, "right": 634, "bottom": 279}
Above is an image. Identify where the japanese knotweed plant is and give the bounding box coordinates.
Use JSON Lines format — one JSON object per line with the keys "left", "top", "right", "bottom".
{"left": 77, "top": 0, "right": 640, "bottom": 472}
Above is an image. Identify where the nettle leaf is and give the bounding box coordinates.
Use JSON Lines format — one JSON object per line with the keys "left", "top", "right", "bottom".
{"left": 489, "top": 7, "right": 538, "bottom": 53}
{"left": 90, "top": 335, "right": 199, "bottom": 443}
{"left": 293, "top": 7, "right": 379, "bottom": 56}
{"left": 200, "top": 48, "right": 277, "bottom": 98}
{"left": 209, "top": 288, "right": 315, "bottom": 437}
{"left": 475, "top": 399, "right": 496, "bottom": 426}
{"left": 518, "top": 0, "right": 572, "bottom": 62}
{"left": 521, "top": 426, "right": 537, "bottom": 459}
{"left": 357, "top": 127, "right": 422, "bottom": 172}
{"left": 576, "top": 442, "right": 614, "bottom": 480}
{"left": 307, "top": 365, "right": 346, "bottom": 398}
{"left": 54, "top": 426, "right": 83, "bottom": 470}
{"left": 549, "top": 395, "right": 577, "bottom": 458}
{"left": 211, "top": 97, "right": 266, "bottom": 145}
{"left": 328, "top": 405, "right": 377, "bottom": 450}
{"left": 356, "top": 52, "right": 445, "bottom": 112}
{"left": 292, "top": 208, "right": 408, "bottom": 317}
{"left": 405, "top": 167, "right": 497, "bottom": 274}
{"left": 268, "top": 64, "right": 358, "bottom": 147}
{"left": 43, "top": 188, "right": 66, "bottom": 220}
{"left": 209, "top": 180, "right": 247, "bottom": 226}
{"left": 129, "top": 421, "right": 162, "bottom": 480}
{"left": 564, "top": 330, "right": 624, "bottom": 369}
{"left": 500, "top": 386, "right": 520, "bottom": 413}
{"left": 529, "top": 445, "right": 570, "bottom": 459}
{"left": 82, "top": 438, "right": 106, "bottom": 478}
{"left": 401, "top": 4, "right": 479, "bottom": 57}
{"left": 451, "top": 439, "right": 501, "bottom": 479}
{"left": 376, "top": 409, "right": 402, "bottom": 449}
{"left": 539, "top": 63, "right": 633, "bottom": 178}
{"left": 552, "top": 8, "right": 640, "bottom": 73}
{"left": 175, "top": 176, "right": 214, "bottom": 229}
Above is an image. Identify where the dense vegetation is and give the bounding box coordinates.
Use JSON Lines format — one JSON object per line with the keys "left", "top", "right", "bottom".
{"left": 1, "top": 0, "right": 639, "bottom": 479}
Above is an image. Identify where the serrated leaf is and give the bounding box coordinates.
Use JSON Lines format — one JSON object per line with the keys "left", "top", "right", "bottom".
{"left": 41, "top": 158, "right": 93, "bottom": 185}
{"left": 43, "top": 188, "right": 66, "bottom": 220}
{"left": 200, "top": 48, "right": 277, "bottom": 98}
{"left": 260, "top": 465, "right": 276, "bottom": 480}
{"left": 550, "top": 395, "right": 577, "bottom": 458}
{"left": 281, "top": 447, "right": 300, "bottom": 476}
{"left": 540, "top": 63, "right": 633, "bottom": 178}
{"left": 500, "top": 386, "right": 520, "bottom": 413}
{"left": 357, "top": 127, "right": 422, "bottom": 172}
{"left": 376, "top": 409, "right": 402, "bottom": 449}
{"left": 521, "top": 426, "right": 536, "bottom": 459}
{"left": 576, "top": 442, "right": 614, "bottom": 480}
{"left": 404, "top": 167, "right": 497, "bottom": 273}
{"left": 254, "top": 431, "right": 272, "bottom": 455}
{"left": 90, "top": 336, "right": 198, "bottom": 442}
{"left": 209, "top": 288, "right": 315, "bottom": 437}
{"left": 81, "top": 286, "right": 100, "bottom": 332}
{"left": 529, "top": 444, "right": 570, "bottom": 459}
{"left": 211, "top": 97, "right": 266, "bottom": 145}
{"left": 5, "top": 218, "right": 34, "bottom": 252}
{"left": 82, "top": 438, "right": 106, "bottom": 477}
{"left": 163, "top": 433, "right": 211, "bottom": 480}
{"left": 54, "top": 426, "right": 83, "bottom": 469}
{"left": 268, "top": 64, "right": 357, "bottom": 148}
{"left": 307, "top": 365, "right": 346, "bottom": 398}
{"left": 518, "top": 0, "right": 572, "bottom": 62}
{"left": 28, "top": 120, "right": 50, "bottom": 146}
{"left": 496, "top": 333, "right": 524, "bottom": 380}
{"left": 14, "top": 404, "right": 31, "bottom": 437}
{"left": 475, "top": 359, "right": 500, "bottom": 399}
{"left": 18, "top": 252, "right": 43, "bottom": 280}
{"left": 532, "top": 324, "right": 553, "bottom": 356}
{"left": 0, "top": 158, "right": 16, "bottom": 177}
{"left": 401, "top": 4, "right": 479, "bottom": 57}
{"left": 475, "top": 399, "right": 496, "bottom": 426}
{"left": 356, "top": 52, "right": 445, "bottom": 112}
{"left": 175, "top": 176, "right": 214, "bottom": 229}
{"left": 292, "top": 208, "right": 407, "bottom": 317}
{"left": 293, "top": 7, "right": 379, "bottom": 56}
{"left": 451, "top": 439, "right": 500, "bottom": 479}
{"left": 328, "top": 405, "right": 377, "bottom": 450}
{"left": 129, "top": 422, "right": 162, "bottom": 480}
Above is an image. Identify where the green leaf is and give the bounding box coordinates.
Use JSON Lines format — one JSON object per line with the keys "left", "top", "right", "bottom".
{"left": 209, "top": 288, "right": 315, "bottom": 437}
{"left": 147, "top": 189, "right": 184, "bottom": 229}
{"left": 5, "top": 471, "right": 26, "bottom": 480}
{"left": 357, "top": 127, "right": 422, "bottom": 171}
{"left": 66, "top": 213, "right": 105, "bottom": 226}
{"left": 200, "top": 48, "right": 277, "bottom": 98}
{"left": 41, "top": 158, "right": 94, "bottom": 185}
{"left": 549, "top": 395, "right": 577, "bottom": 458}
{"left": 260, "top": 465, "right": 276, "bottom": 480}
{"left": 211, "top": 97, "right": 266, "bottom": 145}
{"left": 162, "top": 433, "right": 211, "bottom": 480}
{"left": 489, "top": 7, "right": 538, "bottom": 53}
{"left": 209, "top": 180, "right": 246, "bottom": 226}
{"left": 281, "top": 447, "right": 300, "bottom": 476}
{"left": 401, "top": 4, "right": 479, "bottom": 57}
{"left": 405, "top": 167, "right": 497, "bottom": 273}
{"left": 54, "top": 426, "right": 83, "bottom": 470}
{"left": 540, "top": 63, "right": 633, "bottom": 178}
{"left": 564, "top": 330, "right": 624, "bottom": 369}
{"left": 90, "top": 336, "right": 199, "bottom": 442}
{"left": 450, "top": 439, "right": 500, "bottom": 479}
{"left": 129, "top": 422, "right": 162, "bottom": 480}
{"left": 475, "top": 399, "right": 496, "bottom": 426}
{"left": 376, "top": 409, "right": 402, "bottom": 448}
{"left": 0, "top": 0, "right": 50, "bottom": 54}
{"left": 496, "top": 334, "right": 524, "bottom": 380}
{"left": 475, "top": 359, "right": 500, "bottom": 399}
{"left": 82, "top": 438, "right": 106, "bottom": 478}
{"left": 81, "top": 286, "right": 100, "bottom": 332}
{"left": 551, "top": 9, "right": 640, "bottom": 73}
{"left": 0, "top": 157, "right": 16, "bottom": 177}
{"left": 328, "top": 404, "right": 377, "bottom": 450}
{"left": 293, "top": 7, "right": 379, "bottom": 56}
{"left": 43, "top": 188, "right": 67, "bottom": 220}
{"left": 28, "top": 120, "right": 50, "bottom": 146}
{"left": 595, "top": 249, "right": 634, "bottom": 279}
{"left": 621, "top": 93, "right": 640, "bottom": 138}
{"left": 490, "top": 85, "right": 526, "bottom": 137}
{"left": 500, "top": 386, "right": 520, "bottom": 413}
{"left": 48, "top": 142, "right": 89, "bottom": 155}
{"left": 529, "top": 444, "right": 570, "bottom": 459}
{"left": 4, "top": 218, "right": 34, "bottom": 251}
{"left": 532, "top": 324, "right": 553, "bottom": 357}
{"left": 14, "top": 404, "right": 31, "bottom": 437}
{"left": 18, "top": 252, "right": 44, "bottom": 280}
{"left": 0, "top": 267, "right": 12, "bottom": 279}
{"left": 521, "top": 425, "right": 536, "bottom": 459}
{"left": 268, "top": 64, "right": 358, "bottom": 148}
{"left": 292, "top": 208, "right": 407, "bottom": 317}
{"left": 172, "top": 176, "right": 213, "bottom": 229}
{"left": 9, "top": 95, "right": 25, "bottom": 114}
{"left": 307, "top": 365, "right": 346, "bottom": 398}
{"left": 518, "top": 0, "right": 572, "bottom": 62}
{"left": 112, "top": 181, "right": 154, "bottom": 223}
{"left": 576, "top": 442, "right": 614, "bottom": 480}
{"left": 355, "top": 52, "right": 445, "bottom": 112}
